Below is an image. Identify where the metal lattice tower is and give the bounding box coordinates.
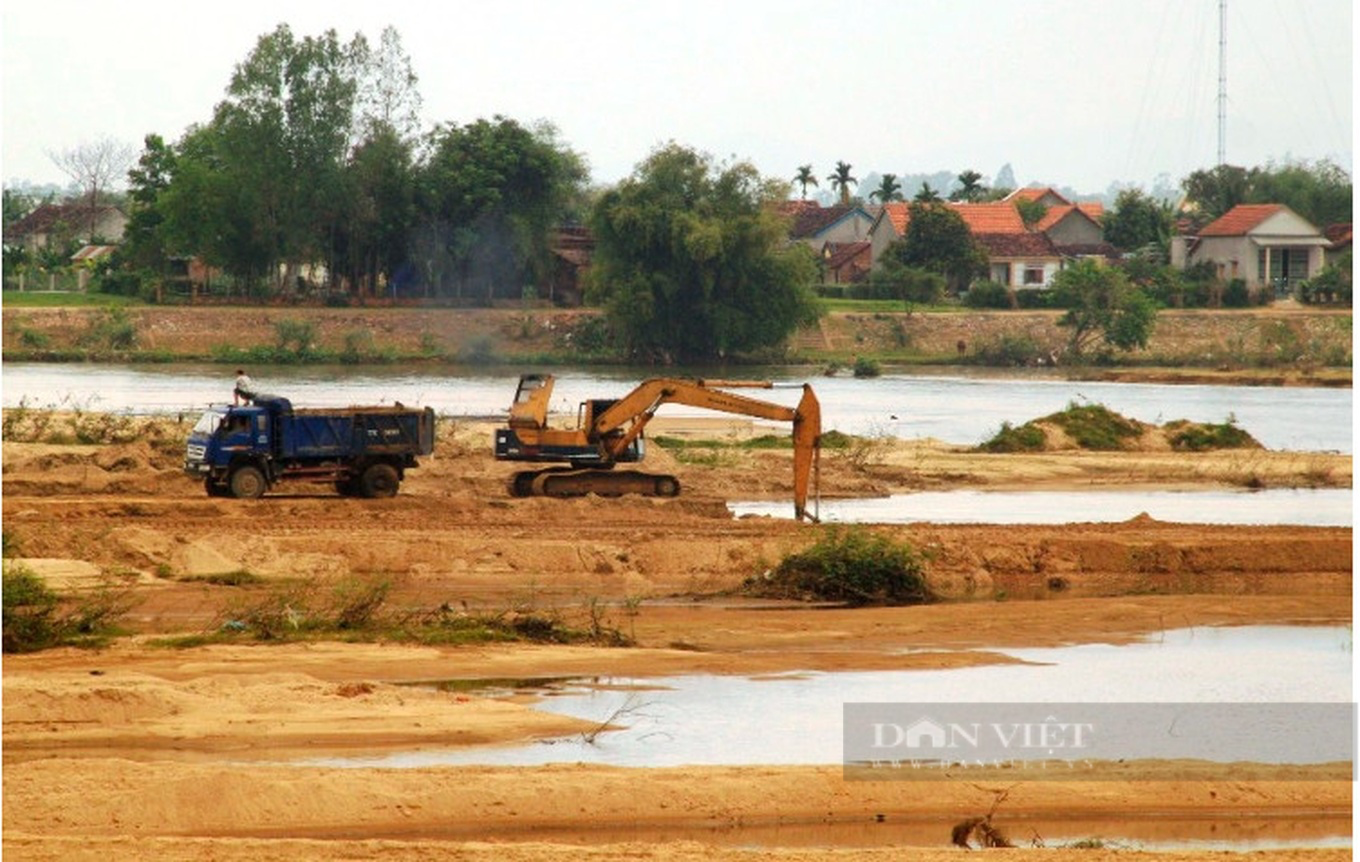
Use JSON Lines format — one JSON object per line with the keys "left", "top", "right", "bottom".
{"left": 1217, "top": 0, "right": 1227, "bottom": 165}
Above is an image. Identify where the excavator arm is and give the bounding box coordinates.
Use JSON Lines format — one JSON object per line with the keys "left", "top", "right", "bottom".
{"left": 495, "top": 374, "right": 822, "bottom": 521}
{"left": 589, "top": 378, "right": 821, "bottom": 521}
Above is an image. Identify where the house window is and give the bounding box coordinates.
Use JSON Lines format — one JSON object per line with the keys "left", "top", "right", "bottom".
{"left": 1022, "top": 265, "right": 1045, "bottom": 286}
{"left": 990, "top": 263, "right": 1011, "bottom": 285}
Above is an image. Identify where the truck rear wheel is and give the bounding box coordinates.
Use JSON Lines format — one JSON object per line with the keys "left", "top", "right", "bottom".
{"left": 359, "top": 463, "right": 400, "bottom": 498}
{"left": 228, "top": 465, "right": 267, "bottom": 499}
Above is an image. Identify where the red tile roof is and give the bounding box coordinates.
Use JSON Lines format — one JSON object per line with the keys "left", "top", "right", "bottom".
{"left": 825, "top": 241, "right": 871, "bottom": 269}
{"left": 880, "top": 202, "right": 910, "bottom": 235}
{"left": 1324, "top": 223, "right": 1352, "bottom": 247}
{"left": 775, "top": 199, "right": 820, "bottom": 219}
{"left": 975, "top": 232, "right": 1060, "bottom": 258}
{"left": 1005, "top": 186, "right": 1071, "bottom": 206}
{"left": 952, "top": 203, "right": 1027, "bottom": 234}
{"left": 7, "top": 203, "right": 122, "bottom": 237}
{"left": 1035, "top": 203, "right": 1105, "bottom": 232}
{"left": 877, "top": 202, "right": 1027, "bottom": 236}
{"left": 786, "top": 204, "right": 860, "bottom": 238}
{"left": 1198, "top": 204, "right": 1284, "bottom": 237}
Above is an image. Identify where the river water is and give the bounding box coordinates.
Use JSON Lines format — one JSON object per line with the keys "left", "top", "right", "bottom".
{"left": 733, "top": 488, "right": 1353, "bottom": 527}
{"left": 2, "top": 362, "right": 1352, "bottom": 452}
{"left": 305, "top": 625, "right": 1353, "bottom": 770}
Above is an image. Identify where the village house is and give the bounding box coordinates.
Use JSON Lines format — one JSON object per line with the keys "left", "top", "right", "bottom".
{"left": 782, "top": 201, "right": 876, "bottom": 249}
{"left": 1034, "top": 202, "right": 1118, "bottom": 260}
{"left": 6, "top": 202, "right": 127, "bottom": 251}
{"left": 1170, "top": 203, "right": 1329, "bottom": 295}
{"left": 867, "top": 200, "right": 1074, "bottom": 290}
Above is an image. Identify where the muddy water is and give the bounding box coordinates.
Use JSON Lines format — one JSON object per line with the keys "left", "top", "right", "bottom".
{"left": 732, "top": 487, "right": 1353, "bottom": 526}
{"left": 308, "top": 625, "right": 1351, "bottom": 771}
{"left": 3, "top": 363, "right": 1352, "bottom": 451}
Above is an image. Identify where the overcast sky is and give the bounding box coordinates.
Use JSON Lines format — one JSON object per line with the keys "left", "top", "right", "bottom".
{"left": 2, "top": 0, "right": 1352, "bottom": 197}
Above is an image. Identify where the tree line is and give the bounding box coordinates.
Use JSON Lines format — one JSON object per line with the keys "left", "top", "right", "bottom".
{"left": 109, "top": 25, "right": 590, "bottom": 302}
{"left": 2, "top": 23, "right": 1353, "bottom": 364}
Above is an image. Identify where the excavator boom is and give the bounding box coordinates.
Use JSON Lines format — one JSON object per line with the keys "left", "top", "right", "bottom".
{"left": 494, "top": 374, "right": 821, "bottom": 520}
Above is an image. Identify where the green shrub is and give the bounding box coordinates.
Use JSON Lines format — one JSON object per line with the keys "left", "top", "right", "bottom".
{"left": 852, "top": 356, "right": 881, "bottom": 378}
{"left": 749, "top": 526, "right": 931, "bottom": 607}
{"left": 971, "top": 334, "right": 1042, "bottom": 366}
{"left": 1297, "top": 255, "right": 1352, "bottom": 306}
{"left": 1223, "top": 278, "right": 1251, "bottom": 308}
{"left": 979, "top": 403, "right": 1143, "bottom": 452}
{"left": 1044, "top": 402, "right": 1142, "bottom": 450}
{"left": 273, "top": 318, "right": 317, "bottom": 356}
{"left": 1166, "top": 420, "right": 1258, "bottom": 451}
{"left": 978, "top": 421, "right": 1046, "bottom": 452}
{"left": 565, "top": 315, "right": 615, "bottom": 354}
{"left": 1015, "top": 289, "right": 1056, "bottom": 309}
{"left": 1257, "top": 321, "right": 1305, "bottom": 365}
{"left": 964, "top": 280, "right": 1012, "bottom": 309}
{"left": 340, "top": 328, "right": 375, "bottom": 363}
{"left": 78, "top": 307, "right": 138, "bottom": 351}
{"left": 3, "top": 564, "right": 60, "bottom": 653}
{"left": 817, "top": 430, "right": 855, "bottom": 450}
{"left": 17, "top": 327, "right": 50, "bottom": 348}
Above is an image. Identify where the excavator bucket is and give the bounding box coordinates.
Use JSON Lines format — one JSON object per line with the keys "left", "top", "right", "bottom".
{"left": 792, "top": 384, "right": 821, "bottom": 522}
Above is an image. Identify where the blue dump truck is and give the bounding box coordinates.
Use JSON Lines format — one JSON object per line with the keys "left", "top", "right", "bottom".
{"left": 184, "top": 395, "right": 436, "bottom": 498}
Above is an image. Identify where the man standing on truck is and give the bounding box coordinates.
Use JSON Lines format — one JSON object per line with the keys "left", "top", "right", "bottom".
{"left": 233, "top": 369, "right": 256, "bottom": 405}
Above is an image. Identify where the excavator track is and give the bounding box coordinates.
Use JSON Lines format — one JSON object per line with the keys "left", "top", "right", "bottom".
{"left": 508, "top": 467, "right": 681, "bottom": 499}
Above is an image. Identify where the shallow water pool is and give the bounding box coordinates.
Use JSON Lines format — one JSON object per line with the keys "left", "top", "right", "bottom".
{"left": 307, "top": 625, "right": 1352, "bottom": 770}
{"left": 731, "top": 487, "right": 1353, "bottom": 526}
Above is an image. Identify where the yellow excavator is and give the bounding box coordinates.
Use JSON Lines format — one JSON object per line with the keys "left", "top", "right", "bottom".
{"left": 493, "top": 374, "right": 821, "bottom": 521}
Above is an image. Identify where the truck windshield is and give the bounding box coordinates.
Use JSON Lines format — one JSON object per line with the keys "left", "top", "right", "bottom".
{"left": 192, "top": 412, "right": 223, "bottom": 436}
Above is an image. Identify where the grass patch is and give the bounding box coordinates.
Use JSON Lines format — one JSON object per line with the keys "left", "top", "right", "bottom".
{"left": 1165, "top": 419, "right": 1258, "bottom": 451}
{"left": 745, "top": 526, "right": 932, "bottom": 607}
{"left": 978, "top": 401, "right": 1141, "bottom": 452}
{"left": 977, "top": 420, "right": 1046, "bottom": 453}
{"left": 815, "top": 298, "right": 960, "bottom": 314}
{"left": 179, "top": 570, "right": 265, "bottom": 587}
{"left": 147, "top": 575, "right": 634, "bottom": 648}
{"left": 1045, "top": 402, "right": 1142, "bottom": 449}
{"left": 1, "top": 291, "right": 140, "bottom": 308}
{"left": 2, "top": 563, "right": 134, "bottom": 652}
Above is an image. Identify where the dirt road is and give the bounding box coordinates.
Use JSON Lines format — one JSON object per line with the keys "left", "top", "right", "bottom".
{"left": 2, "top": 411, "right": 1351, "bottom": 860}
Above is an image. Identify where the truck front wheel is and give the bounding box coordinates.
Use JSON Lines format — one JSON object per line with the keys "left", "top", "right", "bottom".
{"left": 229, "top": 465, "right": 268, "bottom": 499}
{"left": 359, "top": 463, "right": 400, "bottom": 498}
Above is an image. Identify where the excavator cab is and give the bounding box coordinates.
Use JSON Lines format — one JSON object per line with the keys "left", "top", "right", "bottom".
{"left": 496, "top": 375, "right": 644, "bottom": 466}
{"left": 508, "top": 373, "right": 554, "bottom": 429}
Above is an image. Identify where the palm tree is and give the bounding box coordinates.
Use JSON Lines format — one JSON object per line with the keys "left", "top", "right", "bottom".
{"left": 949, "top": 169, "right": 987, "bottom": 202}
{"left": 793, "top": 164, "right": 818, "bottom": 200}
{"left": 827, "top": 161, "right": 857, "bottom": 206}
{"left": 870, "top": 173, "right": 904, "bottom": 203}
{"left": 914, "top": 182, "right": 942, "bottom": 203}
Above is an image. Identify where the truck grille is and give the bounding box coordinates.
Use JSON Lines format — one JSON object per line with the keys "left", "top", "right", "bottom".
{"left": 186, "top": 444, "right": 206, "bottom": 461}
